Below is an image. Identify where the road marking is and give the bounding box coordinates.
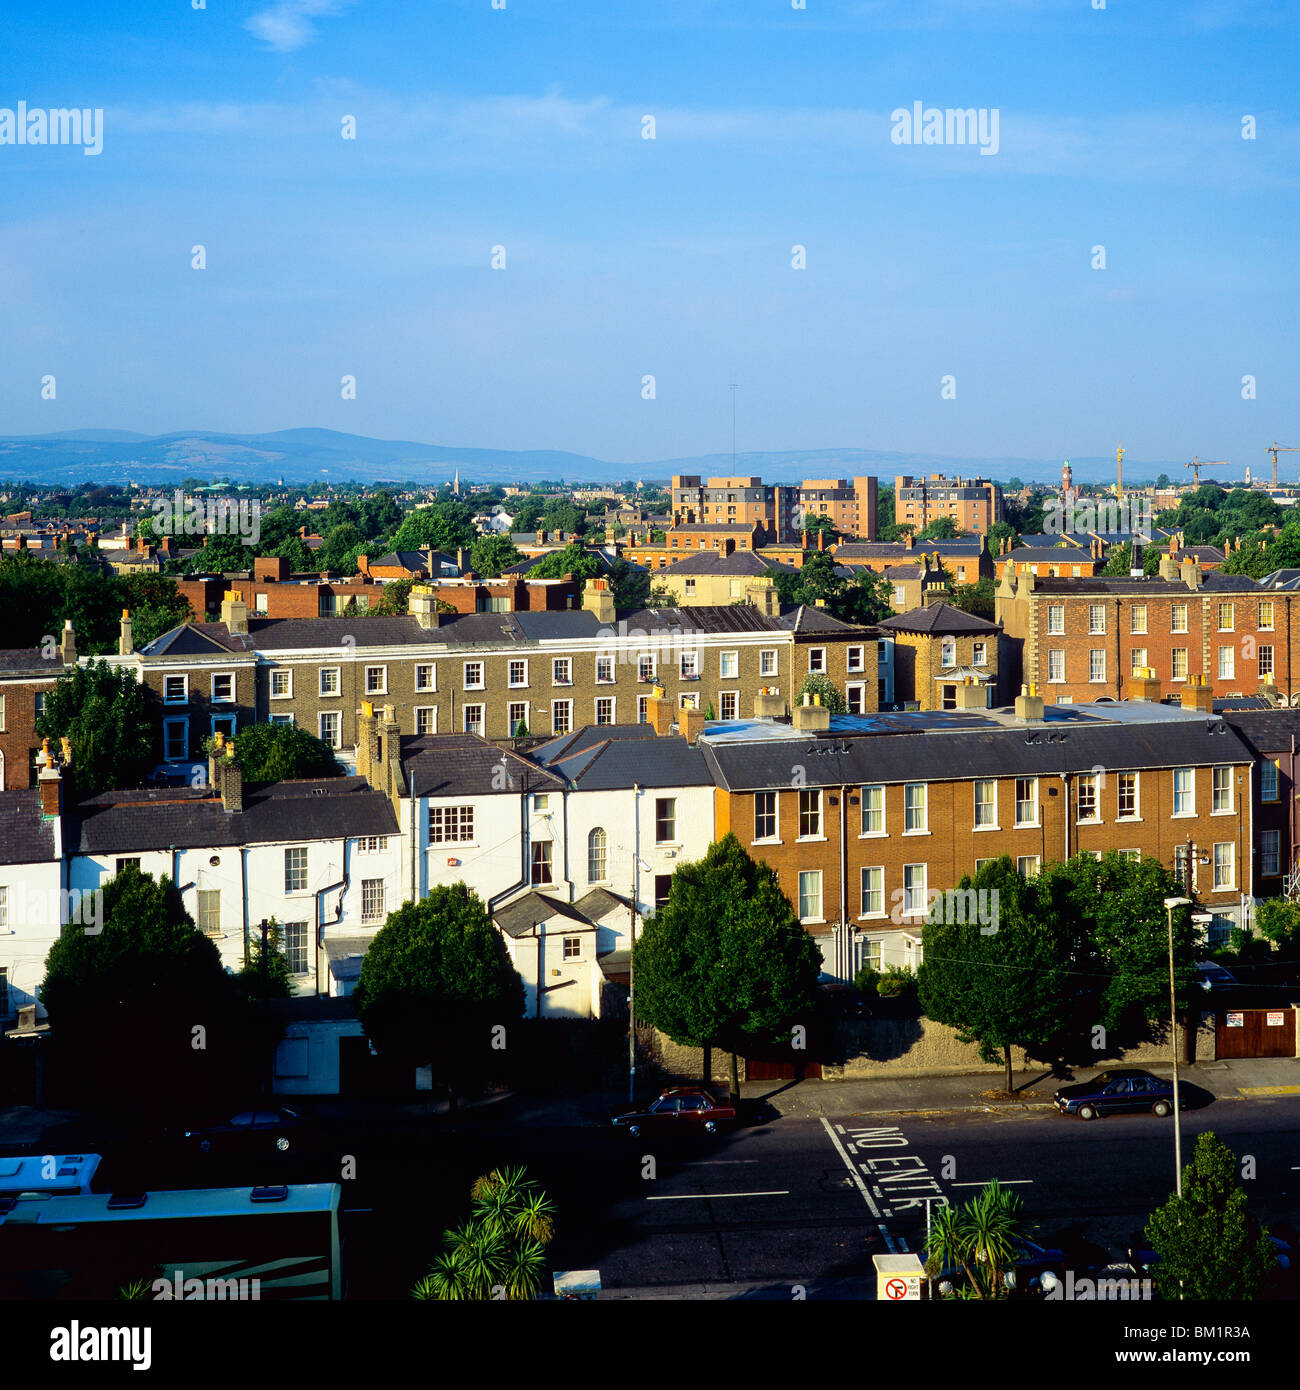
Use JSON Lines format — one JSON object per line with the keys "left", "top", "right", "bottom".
{"left": 821, "top": 1118, "right": 899, "bottom": 1252}
{"left": 1239, "top": 1085, "right": 1300, "bottom": 1096}
{"left": 950, "top": 1180, "right": 1033, "bottom": 1187}
{"left": 646, "top": 1191, "right": 790, "bottom": 1201}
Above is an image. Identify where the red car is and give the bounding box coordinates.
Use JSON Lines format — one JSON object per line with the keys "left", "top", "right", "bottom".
{"left": 612, "top": 1087, "right": 737, "bottom": 1138}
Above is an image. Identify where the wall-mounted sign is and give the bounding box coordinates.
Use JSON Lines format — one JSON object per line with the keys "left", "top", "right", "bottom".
{"left": 446, "top": 857, "right": 460, "bottom": 867}
{"left": 1267, "top": 1011, "right": 1285, "bottom": 1028}
{"left": 1226, "top": 1012, "right": 1244, "bottom": 1028}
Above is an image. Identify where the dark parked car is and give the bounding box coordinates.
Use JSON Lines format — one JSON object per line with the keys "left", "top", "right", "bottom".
{"left": 1196, "top": 961, "right": 1238, "bottom": 993}
{"left": 185, "top": 1107, "right": 306, "bottom": 1154}
{"left": 818, "top": 983, "right": 872, "bottom": 1018}
{"left": 1054, "top": 1070, "right": 1183, "bottom": 1121}
{"left": 612, "top": 1087, "right": 737, "bottom": 1138}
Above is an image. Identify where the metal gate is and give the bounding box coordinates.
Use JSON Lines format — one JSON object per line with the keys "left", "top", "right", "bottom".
{"left": 1215, "top": 1007, "right": 1296, "bottom": 1060}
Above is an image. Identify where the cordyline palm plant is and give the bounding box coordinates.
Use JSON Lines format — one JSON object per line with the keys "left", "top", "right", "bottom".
{"left": 412, "top": 1165, "right": 557, "bottom": 1300}
{"left": 924, "top": 1180, "right": 1025, "bottom": 1300}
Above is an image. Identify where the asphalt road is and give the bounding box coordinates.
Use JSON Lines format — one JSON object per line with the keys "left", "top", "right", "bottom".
{"left": 73, "top": 1088, "right": 1300, "bottom": 1299}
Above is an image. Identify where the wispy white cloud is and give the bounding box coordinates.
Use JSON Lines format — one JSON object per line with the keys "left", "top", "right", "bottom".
{"left": 105, "top": 88, "right": 1300, "bottom": 191}
{"left": 244, "top": 0, "right": 354, "bottom": 53}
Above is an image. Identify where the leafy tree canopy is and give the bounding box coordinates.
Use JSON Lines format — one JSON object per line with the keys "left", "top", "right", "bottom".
{"left": 1145, "top": 1132, "right": 1277, "bottom": 1300}
{"left": 36, "top": 659, "right": 156, "bottom": 796}
{"left": 233, "top": 721, "right": 341, "bottom": 782}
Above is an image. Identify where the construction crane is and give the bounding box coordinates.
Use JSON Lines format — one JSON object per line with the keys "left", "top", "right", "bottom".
{"left": 1266, "top": 442, "right": 1300, "bottom": 488}
{"left": 1185, "top": 456, "right": 1230, "bottom": 489}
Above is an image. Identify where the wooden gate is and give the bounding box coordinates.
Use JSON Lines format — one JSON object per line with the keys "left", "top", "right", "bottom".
{"left": 1215, "top": 1007, "right": 1296, "bottom": 1060}
{"left": 744, "top": 1056, "right": 822, "bottom": 1082}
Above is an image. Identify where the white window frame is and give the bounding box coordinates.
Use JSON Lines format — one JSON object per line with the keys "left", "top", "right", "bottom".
{"left": 463, "top": 661, "right": 485, "bottom": 691}
{"left": 859, "top": 866, "right": 885, "bottom": 919}
{"left": 463, "top": 704, "right": 485, "bottom": 737}
{"left": 210, "top": 671, "right": 235, "bottom": 703}
{"left": 553, "top": 657, "right": 572, "bottom": 686}
{"left": 552, "top": 700, "right": 572, "bottom": 735}
{"left": 364, "top": 665, "right": 387, "bottom": 696}
{"left": 508, "top": 659, "right": 529, "bottom": 689}
{"left": 270, "top": 668, "right": 292, "bottom": 699}
{"left": 1014, "top": 776, "right": 1038, "bottom": 827}
{"left": 163, "top": 674, "right": 189, "bottom": 705}
{"left": 798, "top": 869, "right": 823, "bottom": 924}
{"left": 318, "top": 711, "right": 342, "bottom": 749}
{"left": 1173, "top": 766, "right": 1195, "bottom": 817}
{"left": 904, "top": 782, "right": 927, "bottom": 833}
{"left": 760, "top": 649, "right": 778, "bottom": 677}
{"left": 319, "top": 667, "right": 341, "bottom": 697}
{"left": 720, "top": 650, "right": 739, "bottom": 679}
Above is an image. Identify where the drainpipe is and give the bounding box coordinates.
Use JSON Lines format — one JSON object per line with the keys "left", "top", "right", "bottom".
{"left": 313, "top": 844, "right": 348, "bottom": 996}
{"left": 240, "top": 847, "right": 250, "bottom": 968}
{"left": 409, "top": 786, "right": 417, "bottom": 905}
{"left": 1061, "top": 773, "right": 1071, "bottom": 861}
{"left": 839, "top": 783, "right": 849, "bottom": 979}
{"left": 630, "top": 782, "right": 641, "bottom": 1105}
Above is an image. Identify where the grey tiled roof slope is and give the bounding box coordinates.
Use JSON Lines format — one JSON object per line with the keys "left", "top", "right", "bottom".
{"left": 534, "top": 727, "right": 712, "bottom": 790}
{"left": 68, "top": 777, "right": 399, "bottom": 854}
{"left": 701, "top": 717, "right": 1253, "bottom": 792}
{"left": 0, "top": 791, "right": 57, "bottom": 865}
{"left": 878, "top": 605, "right": 1000, "bottom": 634}
{"left": 494, "top": 892, "right": 593, "bottom": 938}
{"left": 1220, "top": 709, "right": 1300, "bottom": 752}
{"left": 399, "top": 734, "right": 565, "bottom": 798}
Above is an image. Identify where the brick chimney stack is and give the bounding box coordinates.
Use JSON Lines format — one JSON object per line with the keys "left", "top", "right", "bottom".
{"left": 118, "top": 609, "right": 133, "bottom": 656}
{"left": 60, "top": 619, "right": 76, "bottom": 665}
{"left": 646, "top": 685, "right": 673, "bottom": 736}
{"left": 220, "top": 743, "right": 243, "bottom": 813}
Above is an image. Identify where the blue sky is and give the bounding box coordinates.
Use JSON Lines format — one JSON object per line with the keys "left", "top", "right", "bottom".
{"left": 2, "top": 0, "right": 1298, "bottom": 472}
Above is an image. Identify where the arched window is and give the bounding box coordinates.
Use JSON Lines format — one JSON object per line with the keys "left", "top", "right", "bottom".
{"left": 587, "top": 827, "right": 607, "bottom": 884}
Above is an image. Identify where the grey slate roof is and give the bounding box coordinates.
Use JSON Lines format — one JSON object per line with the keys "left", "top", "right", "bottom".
{"left": 494, "top": 891, "right": 593, "bottom": 939}
{"left": 1019, "top": 573, "right": 1262, "bottom": 595}
{"left": 701, "top": 711, "right": 1253, "bottom": 792}
{"left": 658, "top": 550, "right": 793, "bottom": 577}
{"left": 616, "top": 605, "right": 783, "bottom": 635}
{"left": 534, "top": 726, "right": 713, "bottom": 790}
{"left": 777, "top": 605, "right": 867, "bottom": 634}
{"left": 399, "top": 734, "right": 565, "bottom": 798}
{"left": 878, "top": 604, "right": 1000, "bottom": 635}
{"left": 68, "top": 777, "right": 399, "bottom": 854}
{"left": 574, "top": 887, "right": 633, "bottom": 920}
{"left": 0, "top": 791, "right": 57, "bottom": 865}
{"left": 1220, "top": 709, "right": 1300, "bottom": 753}
{"left": 0, "top": 650, "right": 63, "bottom": 677}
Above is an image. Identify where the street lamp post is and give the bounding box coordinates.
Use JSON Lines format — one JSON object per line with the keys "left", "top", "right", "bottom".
{"left": 1163, "top": 896, "right": 1191, "bottom": 1196}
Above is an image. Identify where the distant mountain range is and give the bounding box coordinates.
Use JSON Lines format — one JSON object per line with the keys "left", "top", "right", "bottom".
{"left": 0, "top": 428, "right": 1195, "bottom": 489}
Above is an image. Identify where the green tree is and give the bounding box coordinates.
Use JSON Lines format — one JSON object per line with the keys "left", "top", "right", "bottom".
{"left": 925, "top": 1181, "right": 1026, "bottom": 1300}
{"left": 413, "top": 1166, "right": 556, "bottom": 1300}
{"left": 607, "top": 556, "right": 649, "bottom": 611}
{"left": 178, "top": 534, "right": 251, "bottom": 575}
{"left": 236, "top": 918, "right": 294, "bottom": 1002}
{"left": 1144, "top": 1132, "right": 1277, "bottom": 1300}
{"left": 632, "top": 834, "right": 822, "bottom": 1101}
{"left": 233, "top": 722, "right": 341, "bottom": 781}
{"left": 119, "top": 573, "right": 192, "bottom": 649}
{"left": 468, "top": 535, "right": 523, "bottom": 578}
{"left": 41, "top": 866, "right": 245, "bottom": 1115}
{"left": 801, "top": 514, "right": 841, "bottom": 542}
{"left": 1254, "top": 898, "right": 1300, "bottom": 948}
{"left": 354, "top": 885, "right": 525, "bottom": 1106}
{"left": 795, "top": 671, "right": 846, "bottom": 714}
{"left": 919, "top": 858, "right": 1073, "bottom": 1092}
{"left": 388, "top": 500, "right": 477, "bottom": 556}
{"left": 36, "top": 659, "right": 156, "bottom": 797}
{"left": 986, "top": 520, "right": 1017, "bottom": 552}
{"left": 951, "top": 577, "right": 996, "bottom": 621}
{"left": 916, "top": 516, "right": 960, "bottom": 541}
{"left": 530, "top": 542, "right": 602, "bottom": 582}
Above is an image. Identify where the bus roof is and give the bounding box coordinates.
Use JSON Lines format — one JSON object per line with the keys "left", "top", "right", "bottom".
{"left": 0, "top": 1183, "right": 341, "bottom": 1225}
{"left": 0, "top": 1154, "right": 101, "bottom": 1195}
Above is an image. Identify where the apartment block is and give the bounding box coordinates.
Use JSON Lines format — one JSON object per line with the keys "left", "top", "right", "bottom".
{"left": 895, "top": 474, "right": 1004, "bottom": 536}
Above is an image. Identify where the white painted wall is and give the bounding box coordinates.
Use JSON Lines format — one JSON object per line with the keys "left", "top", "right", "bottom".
{"left": 0, "top": 858, "right": 66, "bottom": 1019}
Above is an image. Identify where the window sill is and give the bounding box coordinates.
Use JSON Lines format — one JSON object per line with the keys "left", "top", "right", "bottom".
{"left": 1014, "top": 821, "right": 1041, "bottom": 830}
{"left": 796, "top": 835, "right": 828, "bottom": 844}
{"left": 902, "top": 829, "right": 930, "bottom": 836}
{"left": 1076, "top": 817, "right": 1103, "bottom": 826}
{"left": 752, "top": 838, "right": 782, "bottom": 847}
{"left": 1171, "top": 812, "right": 1198, "bottom": 819}
{"left": 858, "top": 831, "right": 887, "bottom": 839}
{"left": 1211, "top": 809, "right": 1235, "bottom": 816}
{"left": 801, "top": 918, "right": 826, "bottom": 926}
{"left": 973, "top": 824, "right": 1001, "bottom": 832}
{"left": 857, "top": 913, "right": 888, "bottom": 922}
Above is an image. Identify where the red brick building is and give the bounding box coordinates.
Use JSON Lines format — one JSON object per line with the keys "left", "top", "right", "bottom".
{"left": 997, "top": 560, "right": 1292, "bottom": 705}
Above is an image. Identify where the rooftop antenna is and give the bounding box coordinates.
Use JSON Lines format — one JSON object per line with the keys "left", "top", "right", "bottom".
{"left": 729, "top": 384, "right": 739, "bottom": 472}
